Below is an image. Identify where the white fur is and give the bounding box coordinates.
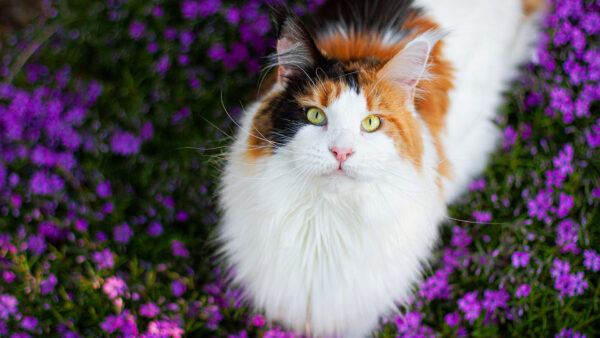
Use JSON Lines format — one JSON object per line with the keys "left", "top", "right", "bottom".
{"left": 414, "top": 0, "right": 541, "bottom": 201}
{"left": 218, "top": 1, "right": 540, "bottom": 336}
{"left": 220, "top": 89, "right": 444, "bottom": 337}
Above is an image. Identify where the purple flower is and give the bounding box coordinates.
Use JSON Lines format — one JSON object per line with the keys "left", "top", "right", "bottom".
{"left": 0, "top": 294, "right": 18, "bottom": 319}
{"left": 20, "top": 316, "right": 37, "bottom": 331}
{"left": 551, "top": 259, "right": 588, "bottom": 298}
{"left": 181, "top": 0, "right": 200, "bottom": 19}
{"left": 40, "top": 274, "right": 57, "bottom": 295}
{"left": 27, "top": 234, "right": 47, "bottom": 255}
{"left": 102, "top": 276, "right": 127, "bottom": 299}
{"left": 583, "top": 250, "right": 600, "bottom": 272}
{"left": 110, "top": 131, "right": 141, "bottom": 156}
{"left": 556, "top": 193, "right": 574, "bottom": 218}
{"left": 395, "top": 311, "right": 423, "bottom": 334}
{"left": 553, "top": 144, "right": 574, "bottom": 176}
{"left": 30, "top": 145, "right": 57, "bottom": 167}
{"left": 93, "top": 248, "right": 115, "bottom": 270}
{"left": 469, "top": 178, "right": 486, "bottom": 191}
{"left": 171, "top": 107, "right": 191, "bottom": 125}
{"left": 418, "top": 269, "right": 451, "bottom": 300}
{"left": 172, "top": 240, "right": 189, "bottom": 258}
{"left": 114, "top": 223, "right": 133, "bottom": 244}
{"left": 482, "top": 289, "right": 509, "bottom": 314}
{"left": 38, "top": 221, "right": 66, "bottom": 241}
{"left": 3, "top": 271, "right": 15, "bottom": 283}
{"left": 550, "top": 87, "right": 574, "bottom": 122}
{"left": 96, "top": 180, "right": 112, "bottom": 198}
{"left": 444, "top": 312, "right": 460, "bottom": 327}
{"left": 140, "top": 121, "right": 154, "bottom": 141}
{"left": 527, "top": 188, "right": 553, "bottom": 223}
{"left": 472, "top": 210, "right": 491, "bottom": 223}
{"left": 0, "top": 321, "right": 8, "bottom": 336}
{"left": 147, "top": 221, "right": 163, "bottom": 237}
{"left": 586, "top": 119, "right": 600, "bottom": 148}
{"left": 198, "top": 0, "right": 221, "bottom": 18}
{"left": 179, "top": 30, "right": 194, "bottom": 48}
{"left": 224, "top": 42, "right": 249, "bottom": 69}
{"left": 515, "top": 284, "right": 531, "bottom": 298}
{"left": 178, "top": 54, "right": 190, "bottom": 66}
{"left": 252, "top": 314, "right": 265, "bottom": 327}
{"left": 503, "top": 126, "right": 517, "bottom": 149}
{"left": 581, "top": 12, "right": 600, "bottom": 34}
{"left": 30, "top": 170, "right": 64, "bottom": 195}
{"left": 0, "top": 165, "right": 5, "bottom": 190}
{"left": 100, "top": 311, "right": 138, "bottom": 336}
{"left": 128, "top": 21, "right": 146, "bottom": 40}
{"left": 451, "top": 226, "right": 472, "bottom": 248}
{"left": 551, "top": 258, "right": 571, "bottom": 278}
{"left": 458, "top": 292, "right": 481, "bottom": 324}
{"left": 147, "top": 42, "right": 158, "bottom": 54}
{"left": 556, "top": 328, "right": 587, "bottom": 338}
{"left": 140, "top": 302, "right": 160, "bottom": 317}
{"left": 152, "top": 6, "right": 164, "bottom": 18}
{"left": 511, "top": 251, "right": 530, "bottom": 268}
{"left": 208, "top": 44, "right": 226, "bottom": 61}
{"left": 226, "top": 7, "right": 241, "bottom": 24}
{"left": 74, "top": 219, "right": 88, "bottom": 232}
{"left": 164, "top": 28, "right": 177, "bottom": 41}
{"left": 176, "top": 210, "right": 189, "bottom": 222}
{"left": 556, "top": 219, "right": 579, "bottom": 253}
{"left": 154, "top": 54, "right": 171, "bottom": 77}
{"left": 171, "top": 280, "right": 186, "bottom": 297}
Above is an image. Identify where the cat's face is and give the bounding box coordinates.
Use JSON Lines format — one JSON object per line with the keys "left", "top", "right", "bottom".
{"left": 243, "top": 11, "right": 439, "bottom": 192}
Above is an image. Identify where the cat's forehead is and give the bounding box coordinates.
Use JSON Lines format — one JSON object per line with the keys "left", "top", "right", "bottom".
{"left": 293, "top": 61, "right": 382, "bottom": 111}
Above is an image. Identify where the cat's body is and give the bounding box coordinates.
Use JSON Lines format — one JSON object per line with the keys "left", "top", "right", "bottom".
{"left": 218, "top": 0, "right": 541, "bottom": 336}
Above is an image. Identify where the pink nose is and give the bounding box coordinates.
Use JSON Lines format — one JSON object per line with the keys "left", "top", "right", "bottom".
{"left": 330, "top": 147, "right": 353, "bottom": 166}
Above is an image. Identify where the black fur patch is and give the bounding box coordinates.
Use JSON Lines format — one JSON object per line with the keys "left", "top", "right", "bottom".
{"left": 312, "top": 0, "right": 417, "bottom": 34}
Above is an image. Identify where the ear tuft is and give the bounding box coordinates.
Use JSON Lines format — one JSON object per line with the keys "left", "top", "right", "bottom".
{"left": 269, "top": 6, "right": 323, "bottom": 85}
{"left": 377, "top": 31, "right": 445, "bottom": 97}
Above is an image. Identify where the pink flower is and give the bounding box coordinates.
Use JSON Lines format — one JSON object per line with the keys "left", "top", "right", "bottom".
{"left": 511, "top": 251, "right": 530, "bottom": 268}
{"left": 140, "top": 302, "right": 160, "bottom": 318}
{"left": 103, "top": 276, "right": 127, "bottom": 299}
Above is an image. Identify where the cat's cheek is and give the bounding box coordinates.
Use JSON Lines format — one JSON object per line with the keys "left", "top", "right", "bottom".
{"left": 287, "top": 126, "right": 338, "bottom": 176}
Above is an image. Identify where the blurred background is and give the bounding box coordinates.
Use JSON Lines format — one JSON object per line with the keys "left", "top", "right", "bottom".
{"left": 0, "top": 0, "right": 598, "bottom": 336}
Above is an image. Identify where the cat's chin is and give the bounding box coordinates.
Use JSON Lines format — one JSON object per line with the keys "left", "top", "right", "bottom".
{"left": 318, "top": 169, "right": 361, "bottom": 193}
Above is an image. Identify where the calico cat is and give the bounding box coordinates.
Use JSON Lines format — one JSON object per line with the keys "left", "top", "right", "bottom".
{"left": 218, "top": 0, "right": 542, "bottom": 336}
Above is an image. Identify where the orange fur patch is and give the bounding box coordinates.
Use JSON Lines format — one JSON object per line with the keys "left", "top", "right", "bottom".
{"left": 318, "top": 32, "right": 403, "bottom": 62}
{"left": 245, "top": 91, "right": 279, "bottom": 160}
{"left": 295, "top": 79, "right": 344, "bottom": 108}
{"left": 359, "top": 70, "right": 424, "bottom": 169}
{"left": 522, "top": 0, "right": 547, "bottom": 15}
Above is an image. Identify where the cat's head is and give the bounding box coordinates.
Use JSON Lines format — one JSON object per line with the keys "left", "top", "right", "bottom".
{"left": 244, "top": 8, "right": 442, "bottom": 192}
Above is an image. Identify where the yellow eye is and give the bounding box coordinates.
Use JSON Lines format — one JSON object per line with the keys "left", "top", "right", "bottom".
{"left": 306, "top": 107, "right": 327, "bottom": 126}
{"left": 361, "top": 115, "right": 381, "bottom": 132}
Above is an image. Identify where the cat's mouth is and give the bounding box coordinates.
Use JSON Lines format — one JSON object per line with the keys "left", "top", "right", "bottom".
{"left": 326, "top": 167, "right": 354, "bottom": 179}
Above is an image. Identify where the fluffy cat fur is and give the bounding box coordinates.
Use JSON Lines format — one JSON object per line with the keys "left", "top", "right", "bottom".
{"left": 217, "top": 0, "right": 542, "bottom": 336}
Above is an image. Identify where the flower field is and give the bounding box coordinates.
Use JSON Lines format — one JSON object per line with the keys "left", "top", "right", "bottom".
{"left": 0, "top": 0, "right": 598, "bottom": 336}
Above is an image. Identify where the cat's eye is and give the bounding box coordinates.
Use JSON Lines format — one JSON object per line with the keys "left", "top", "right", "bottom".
{"left": 361, "top": 115, "right": 381, "bottom": 132}
{"left": 306, "top": 107, "right": 327, "bottom": 126}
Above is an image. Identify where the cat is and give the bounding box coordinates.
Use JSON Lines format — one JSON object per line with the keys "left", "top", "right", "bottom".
{"left": 217, "top": 0, "right": 543, "bottom": 336}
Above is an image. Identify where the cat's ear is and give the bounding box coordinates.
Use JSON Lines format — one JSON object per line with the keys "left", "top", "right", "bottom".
{"left": 270, "top": 7, "right": 323, "bottom": 86}
{"left": 377, "top": 31, "right": 443, "bottom": 100}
